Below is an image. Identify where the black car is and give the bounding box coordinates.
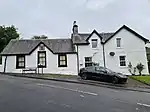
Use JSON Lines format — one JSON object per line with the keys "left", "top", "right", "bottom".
{"left": 78, "top": 66, "right": 128, "bottom": 84}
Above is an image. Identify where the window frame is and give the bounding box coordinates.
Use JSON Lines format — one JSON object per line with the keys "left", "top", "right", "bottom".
{"left": 91, "top": 39, "right": 98, "bottom": 48}
{"left": 58, "top": 54, "right": 67, "bottom": 67}
{"left": 85, "top": 57, "right": 92, "bottom": 67}
{"left": 16, "top": 55, "right": 25, "bottom": 69}
{"left": 119, "top": 56, "right": 126, "bottom": 67}
{"left": 37, "top": 51, "right": 46, "bottom": 68}
{"left": 116, "top": 38, "right": 121, "bottom": 48}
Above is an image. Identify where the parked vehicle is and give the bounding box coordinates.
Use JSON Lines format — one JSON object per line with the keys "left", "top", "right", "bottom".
{"left": 78, "top": 66, "right": 128, "bottom": 84}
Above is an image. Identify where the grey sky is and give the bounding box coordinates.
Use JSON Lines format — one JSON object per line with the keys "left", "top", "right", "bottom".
{"left": 0, "top": 0, "right": 150, "bottom": 39}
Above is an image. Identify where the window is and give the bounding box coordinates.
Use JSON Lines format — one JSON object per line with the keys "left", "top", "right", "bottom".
{"left": 85, "top": 57, "right": 92, "bottom": 67}
{"left": 116, "top": 38, "right": 121, "bottom": 47}
{"left": 39, "top": 44, "right": 45, "bottom": 50}
{"left": 92, "top": 39, "right": 98, "bottom": 48}
{"left": 38, "top": 51, "right": 46, "bottom": 68}
{"left": 16, "top": 55, "right": 25, "bottom": 69}
{"left": 58, "top": 54, "right": 67, "bottom": 67}
{"left": 119, "top": 56, "right": 126, "bottom": 66}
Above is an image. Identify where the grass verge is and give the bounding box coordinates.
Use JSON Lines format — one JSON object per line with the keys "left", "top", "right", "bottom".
{"left": 130, "top": 76, "right": 150, "bottom": 85}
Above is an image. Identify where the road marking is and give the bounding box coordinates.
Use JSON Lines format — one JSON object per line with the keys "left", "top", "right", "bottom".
{"left": 80, "top": 95, "right": 84, "bottom": 98}
{"left": 137, "top": 103, "right": 150, "bottom": 107}
{"left": 37, "top": 83, "right": 98, "bottom": 96}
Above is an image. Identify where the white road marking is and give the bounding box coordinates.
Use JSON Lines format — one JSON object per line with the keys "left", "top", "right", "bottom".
{"left": 80, "top": 95, "right": 84, "bottom": 98}
{"left": 137, "top": 103, "right": 150, "bottom": 107}
{"left": 37, "top": 83, "right": 98, "bottom": 96}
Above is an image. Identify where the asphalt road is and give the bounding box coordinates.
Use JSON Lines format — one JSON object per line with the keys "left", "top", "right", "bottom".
{"left": 0, "top": 75, "right": 150, "bottom": 112}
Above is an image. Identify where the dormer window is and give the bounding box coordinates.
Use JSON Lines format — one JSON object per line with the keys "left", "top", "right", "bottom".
{"left": 92, "top": 39, "right": 98, "bottom": 48}
{"left": 39, "top": 44, "right": 45, "bottom": 50}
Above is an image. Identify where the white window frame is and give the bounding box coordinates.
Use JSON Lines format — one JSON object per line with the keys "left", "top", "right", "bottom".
{"left": 119, "top": 56, "right": 126, "bottom": 67}
{"left": 85, "top": 57, "right": 92, "bottom": 67}
{"left": 116, "top": 38, "right": 121, "bottom": 48}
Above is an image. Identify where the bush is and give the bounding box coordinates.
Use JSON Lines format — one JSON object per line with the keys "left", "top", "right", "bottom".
{"left": 136, "top": 63, "right": 144, "bottom": 76}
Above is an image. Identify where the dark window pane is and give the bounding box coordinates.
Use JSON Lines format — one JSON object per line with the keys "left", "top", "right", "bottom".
{"left": 116, "top": 38, "right": 121, "bottom": 47}
{"left": 16, "top": 55, "right": 25, "bottom": 69}
{"left": 38, "top": 51, "right": 46, "bottom": 68}
{"left": 58, "top": 54, "right": 67, "bottom": 67}
{"left": 92, "top": 39, "right": 98, "bottom": 48}
{"left": 119, "top": 56, "right": 126, "bottom": 66}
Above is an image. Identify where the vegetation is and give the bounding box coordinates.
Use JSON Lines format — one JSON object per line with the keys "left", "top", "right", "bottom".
{"left": 0, "top": 25, "right": 20, "bottom": 64}
{"left": 128, "top": 62, "right": 136, "bottom": 75}
{"left": 136, "top": 63, "right": 144, "bottom": 76}
{"left": 31, "top": 35, "right": 48, "bottom": 39}
{"left": 130, "top": 76, "right": 150, "bottom": 85}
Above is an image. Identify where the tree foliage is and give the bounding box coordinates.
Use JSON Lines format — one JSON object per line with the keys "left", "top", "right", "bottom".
{"left": 136, "top": 63, "right": 144, "bottom": 76}
{"left": 0, "top": 25, "right": 19, "bottom": 52}
{"left": 32, "top": 35, "right": 48, "bottom": 39}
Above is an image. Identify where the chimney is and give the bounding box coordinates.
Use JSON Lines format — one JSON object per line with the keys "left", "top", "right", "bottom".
{"left": 72, "top": 21, "right": 78, "bottom": 34}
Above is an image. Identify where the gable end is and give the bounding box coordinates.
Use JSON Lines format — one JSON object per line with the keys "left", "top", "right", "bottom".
{"left": 104, "top": 25, "right": 149, "bottom": 44}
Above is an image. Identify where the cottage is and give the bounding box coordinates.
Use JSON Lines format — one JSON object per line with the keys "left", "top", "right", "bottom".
{"left": 0, "top": 22, "right": 149, "bottom": 75}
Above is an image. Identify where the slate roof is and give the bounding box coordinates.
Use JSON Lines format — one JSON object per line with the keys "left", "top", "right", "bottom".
{"left": 1, "top": 39, "right": 76, "bottom": 55}
{"left": 72, "top": 32, "right": 114, "bottom": 44}
{"left": 72, "top": 25, "right": 149, "bottom": 44}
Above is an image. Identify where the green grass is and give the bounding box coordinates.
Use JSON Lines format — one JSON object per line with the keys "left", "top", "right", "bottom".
{"left": 130, "top": 76, "right": 150, "bottom": 85}
{"left": 41, "top": 74, "right": 77, "bottom": 79}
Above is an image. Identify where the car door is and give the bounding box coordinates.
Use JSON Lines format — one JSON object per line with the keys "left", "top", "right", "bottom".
{"left": 95, "top": 67, "right": 106, "bottom": 79}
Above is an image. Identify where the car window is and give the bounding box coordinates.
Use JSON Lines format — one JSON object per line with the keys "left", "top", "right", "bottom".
{"left": 96, "top": 67, "right": 105, "bottom": 72}
{"left": 105, "top": 68, "right": 113, "bottom": 73}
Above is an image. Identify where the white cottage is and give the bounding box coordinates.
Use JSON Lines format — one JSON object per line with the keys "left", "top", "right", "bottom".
{"left": 0, "top": 22, "right": 149, "bottom": 75}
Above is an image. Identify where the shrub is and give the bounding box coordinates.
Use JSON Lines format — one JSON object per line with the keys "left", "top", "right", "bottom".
{"left": 136, "top": 63, "right": 144, "bottom": 76}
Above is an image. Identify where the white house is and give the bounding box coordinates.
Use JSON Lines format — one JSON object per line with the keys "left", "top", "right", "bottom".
{"left": 0, "top": 22, "right": 149, "bottom": 75}
{"left": 71, "top": 22, "right": 149, "bottom": 75}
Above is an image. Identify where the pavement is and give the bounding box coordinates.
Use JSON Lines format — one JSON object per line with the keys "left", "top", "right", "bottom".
{"left": 0, "top": 75, "right": 150, "bottom": 112}
{"left": 3, "top": 73, "right": 150, "bottom": 93}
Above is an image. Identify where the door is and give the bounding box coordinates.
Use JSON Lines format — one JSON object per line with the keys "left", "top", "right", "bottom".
{"left": 95, "top": 67, "right": 105, "bottom": 80}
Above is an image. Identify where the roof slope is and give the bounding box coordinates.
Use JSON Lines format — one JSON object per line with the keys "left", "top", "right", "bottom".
{"left": 1, "top": 39, "right": 76, "bottom": 55}
{"left": 72, "top": 25, "right": 149, "bottom": 44}
{"left": 72, "top": 31, "right": 114, "bottom": 44}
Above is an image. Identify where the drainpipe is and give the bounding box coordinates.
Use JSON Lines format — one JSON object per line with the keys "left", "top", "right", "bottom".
{"left": 76, "top": 45, "right": 80, "bottom": 74}
{"left": 4, "top": 56, "right": 7, "bottom": 73}
{"left": 102, "top": 43, "right": 106, "bottom": 68}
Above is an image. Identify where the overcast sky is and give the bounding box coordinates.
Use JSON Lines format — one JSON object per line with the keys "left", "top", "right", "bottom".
{"left": 0, "top": 0, "right": 150, "bottom": 39}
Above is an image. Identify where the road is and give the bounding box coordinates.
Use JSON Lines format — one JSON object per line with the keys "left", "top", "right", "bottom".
{"left": 0, "top": 75, "right": 150, "bottom": 112}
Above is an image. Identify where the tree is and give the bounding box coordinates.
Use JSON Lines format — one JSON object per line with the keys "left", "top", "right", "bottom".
{"left": 32, "top": 35, "right": 48, "bottom": 39}
{"left": 136, "top": 63, "right": 144, "bottom": 76}
{"left": 0, "top": 25, "right": 19, "bottom": 64}
{"left": 0, "top": 25, "right": 19, "bottom": 52}
{"left": 128, "top": 62, "right": 136, "bottom": 75}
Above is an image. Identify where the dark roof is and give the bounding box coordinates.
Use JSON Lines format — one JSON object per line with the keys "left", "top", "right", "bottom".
{"left": 1, "top": 39, "right": 76, "bottom": 55}
{"left": 72, "top": 25, "right": 149, "bottom": 45}
{"left": 72, "top": 30, "right": 114, "bottom": 44}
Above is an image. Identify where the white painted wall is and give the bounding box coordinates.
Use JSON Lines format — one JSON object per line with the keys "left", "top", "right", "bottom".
{"left": 78, "top": 33, "right": 104, "bottom": 70}
{"left": 104, "top": 28, "right": 149, "bottom": 75}
{"left": 1, "top": 45, "right": 78, "bottom": 75}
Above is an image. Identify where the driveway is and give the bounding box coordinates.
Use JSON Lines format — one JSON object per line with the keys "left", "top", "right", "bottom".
{"left": 0, "top": 75, "right": 150, "bottom": 112}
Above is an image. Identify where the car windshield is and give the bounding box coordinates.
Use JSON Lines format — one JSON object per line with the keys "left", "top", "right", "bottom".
{"left": 105, "top": 68, "right": 113, "bottom": 73}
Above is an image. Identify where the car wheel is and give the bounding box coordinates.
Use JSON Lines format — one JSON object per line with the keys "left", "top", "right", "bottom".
{"left": 112, "top": 77, "right": 118, "bottom": 84}
{"left": 81, "top": 73, "right": 88, "bottom": 80}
